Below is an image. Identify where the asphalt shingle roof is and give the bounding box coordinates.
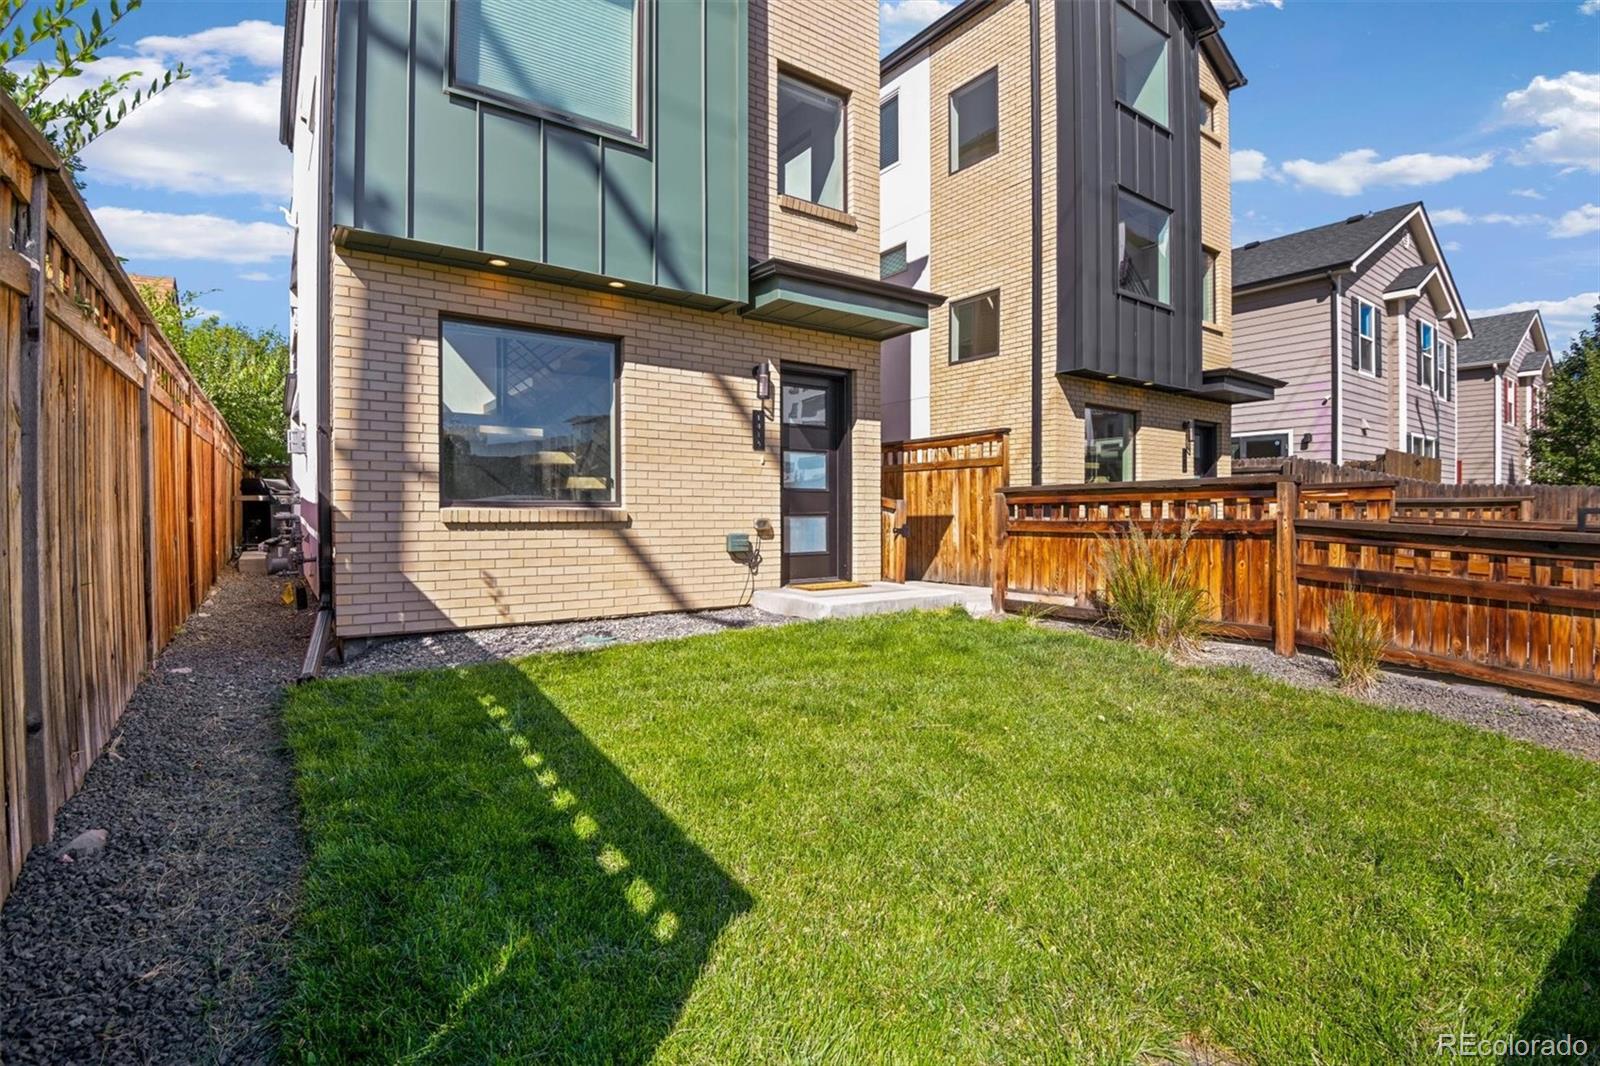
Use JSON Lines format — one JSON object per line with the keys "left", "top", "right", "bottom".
{"left": 1458, "top": 311, "right": 1537, "bottom": 369}
{"left": 1233, "top": 203, "right": 1420, "bottom": 290}
{"left": 1383, "top": 264, "right": 1436, "bottom": 296}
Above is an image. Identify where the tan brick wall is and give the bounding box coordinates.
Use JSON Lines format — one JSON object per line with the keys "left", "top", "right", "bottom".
{"left": 1053, "top": 378, "right": 1232, "bottom": 481}
{"left": 328, "top": 247, "right": 881, "bottom": 638}
{"left": 1199, "top": 52, "right": 1233, "bottom": 373}
{"left": 926, "top": 0, "right": 1034, "bottom": 485}
{"left": 748, "top": 0, "right": 880, "bottom": 276}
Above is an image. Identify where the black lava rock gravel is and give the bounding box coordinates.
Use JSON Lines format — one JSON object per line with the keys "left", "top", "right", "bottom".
{"left": 2, "top": 570, "right": 314, "bottom": 1064}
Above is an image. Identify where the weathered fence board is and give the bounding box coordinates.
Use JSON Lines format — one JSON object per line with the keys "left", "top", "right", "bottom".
{"left": 882, "top": 429, "right": 1008, "bottom": 586}
{"left": 991, "top": 477, "right": 1600, "bottom": 705}
{"left": 0, "top": 99, "right": 241, "bottom": 906}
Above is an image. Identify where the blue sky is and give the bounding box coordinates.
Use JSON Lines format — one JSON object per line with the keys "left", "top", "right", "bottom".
{"left": 52, "top": 0, "right": 1600, "bottom": 348}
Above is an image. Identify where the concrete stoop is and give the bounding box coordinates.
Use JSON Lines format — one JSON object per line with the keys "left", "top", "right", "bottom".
{"left": 752, "top": 581, "right": 993, "bottom": 621}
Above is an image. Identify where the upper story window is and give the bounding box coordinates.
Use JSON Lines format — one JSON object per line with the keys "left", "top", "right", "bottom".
{"left": 1117, "top": 191, "right": 1170, "bottom": 305}
{"left": 880, "top": 94, "right": 899, "bottom": 169}
{"left": 779, "top": 75, "right": 846, "bottom": 211}
{"left": 1436, "top": 339, "right": 1453, "bottom": 400}
{"left": 880, "top": 243, "right": 908, "bottom": 279}
{"left": 950, "top": 290, "right": 999, "bottom": 363}
{"left": 1417, "top": 322, "right": 1435, "bottom": 392}
{"left": 1198, "top": 92, "right": 1216, "bottom": 133}
{"left": 452, "top": 0, "right": 645, "bottom": 143}
{"left": 440, "top": 318, "right": 618, "bottom": 506}
{"left": 1115, "top": 4, "right": 1169, "bottom": 127}
{"left": 1201, "top": 249, "right": 1217, "bottom": 324}
{"left": 948, "top": 68, "right": 998, "bottom": 173}
{"left": 1504, "top": 374, "right": 1516, "bottom": 426}
{"left": 1407, "top": 433, "right": 1438, "bottom": 459}
{"left": 1355, "top": 300, "right": 1377, "bottom": 376}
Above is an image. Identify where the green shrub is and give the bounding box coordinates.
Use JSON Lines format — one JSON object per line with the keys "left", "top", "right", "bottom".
{"left": 1327, "top": 590, "right": 1388, "bottom": 692}
{"left": 1097, "top": 519, "right": 1213, "bottom": 658}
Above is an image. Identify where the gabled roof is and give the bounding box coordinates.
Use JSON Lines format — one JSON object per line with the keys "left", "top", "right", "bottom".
{"left": 881, "top": 0, "right": 1246, "bottom": 89}
{"left": 1458, "top": 310, "right": 1548, "bottom": 370}
{"left": 1233, "top": 203, "right": 1419, "bottom": 289}
{"left": 1233, "top": 202, "right": 1471, "bottom": 338}
{"left": 1383, "top": 264, "right": 1437, "bottom": 299}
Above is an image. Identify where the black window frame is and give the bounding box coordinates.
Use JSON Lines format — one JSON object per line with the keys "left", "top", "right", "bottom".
{"left": 1230, "top": 432, "right": 1290, "bottom": 460}
{"left": 948, "top": 67, "right": 999, "bottom": 174}
{"left": 446, "top": 0, "right": 652, "bottom": 148}
{"left": 1084, "top": 405, "right": 1139, "bottom": 483}
{"left": 438, "top": 314, "right": 623, "bottom": 508}
{"left": 1113, "top": 1, "right": 1171, "bottom": 130}
{"left": 879, "top": 92, "right": 900, "bottom": 169}
{"left": 948, "top": 289, "right": 1000, "bottom": 364}
{"left": 1116, "top": 188, "right": 1173, "bottom": 308}
{"left": 777, "top": 70, "right": 850, "bottom": 212}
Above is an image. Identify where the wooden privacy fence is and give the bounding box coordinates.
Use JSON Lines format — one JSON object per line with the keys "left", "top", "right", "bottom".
{"left": 0, "top": 98, "right": 242, "bottom": 906}
{"left": 1236, "top": 454, "right": 1600, "bottom": 525}
{"left": 992, "top": 477, "right": 1600, "bottom": 704}
{"left": 881, "top": 429, "right": 1008, "bottom": 585}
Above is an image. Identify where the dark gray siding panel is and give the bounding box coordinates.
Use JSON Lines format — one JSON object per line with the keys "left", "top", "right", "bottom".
{"left": 331, "top": 0, "right": 744, "bottom": 302}
{"left": 1056, "top": 0, "right": 1202, "bottom": 391}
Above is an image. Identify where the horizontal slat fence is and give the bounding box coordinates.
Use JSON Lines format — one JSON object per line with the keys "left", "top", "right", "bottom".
{"left": 0, "top": 101, "right": 241, "bottom": 906}
{"left": 882, "top": 429, "right": 1008, "bottom": 586}
{"left": 992, "top": 477, "right": 1600, "bottom": 704}
{"left": 1236, "top": 455, "right": 1600, "bottom": 525}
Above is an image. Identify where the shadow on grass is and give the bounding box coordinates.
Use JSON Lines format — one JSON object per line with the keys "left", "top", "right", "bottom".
{"left": 285, "top": 661, "right": 752, "bottom": 1063}
{"left": 1509, "top": 871, "right": 1600, "bottom": 1063}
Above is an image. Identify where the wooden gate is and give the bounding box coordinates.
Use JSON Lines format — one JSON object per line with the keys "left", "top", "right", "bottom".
{"left": 881, "top": 429, "right": 1009, "bottom": 586}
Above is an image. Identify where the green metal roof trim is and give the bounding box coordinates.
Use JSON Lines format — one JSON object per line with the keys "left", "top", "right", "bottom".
{"left": 742, "top": 259, "right": 944, "bottom": 341}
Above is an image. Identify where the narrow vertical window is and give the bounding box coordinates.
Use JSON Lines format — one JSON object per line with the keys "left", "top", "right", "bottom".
{"left": 1357, "top": 301, "right": 1375, "bottom": 375}
{"left": 1202, "top": 250, "right": 1217, "bottom": 324}
{"left": 1085, "top": 408, "right": 1137, "bottom": 482}
{"left": 949, "top": 68, "right": 998, "bottom": 172}
{"left": 1198, "top": 93, "right": 1215, "bottom": 132}
{"left": 879, "top": 94, "right": 899, "bottom": 169}
{"left": 1117, "top": 191, "right": 1171, "bottom": 304}
{"left": 1115, "top": 4, "right": 1169, "bottom": 126}
{"left": 779, "top": 75, "right": 847, "bottom": 211}
{"left": 1417, "top": 322, "right": 1435, "bottom": 390}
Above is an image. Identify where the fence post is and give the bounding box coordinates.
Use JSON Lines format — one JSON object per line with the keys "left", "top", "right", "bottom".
{"left": 138, "top": 330, "right": 157, "bottom": 662}
{"left": 1518, "top": 497, "right": 1533, "bottom": 522}
{"left": 17, "top": 168, "right": 53, "bottom": 845}
{"left": 991, "top": 490, "right": 1009, "bottom": 615}
{"left": 1273, "top": 479, "right": 1298, "bottom": 657}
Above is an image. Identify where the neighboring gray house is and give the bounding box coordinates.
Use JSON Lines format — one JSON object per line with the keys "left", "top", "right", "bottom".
{"left": 1456, "top": 310, "right": 1553, "bottom": 484}
{"left": 1230, "top": 202, "right": 1472, "bottom": 481}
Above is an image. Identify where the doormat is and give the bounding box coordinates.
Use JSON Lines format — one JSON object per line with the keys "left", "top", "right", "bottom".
{"left": 789, "top": 580, "right": 867, "bottom": 592}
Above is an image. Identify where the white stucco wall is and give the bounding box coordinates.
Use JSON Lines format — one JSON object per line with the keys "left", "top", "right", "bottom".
{"left": 879, "top": 53, "right": 932, "bottom": 441}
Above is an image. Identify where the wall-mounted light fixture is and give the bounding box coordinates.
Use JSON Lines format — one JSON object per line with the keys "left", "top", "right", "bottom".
{"left": 753, "top": 362, "right": 771, "bottom": 401}
{"left": 487, "top": 258, "right": 509, "bottom": 267}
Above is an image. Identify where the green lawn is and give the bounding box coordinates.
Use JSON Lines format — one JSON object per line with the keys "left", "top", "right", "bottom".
{"left": 282, "top": 611, "right": 1600, "bottom": 1064}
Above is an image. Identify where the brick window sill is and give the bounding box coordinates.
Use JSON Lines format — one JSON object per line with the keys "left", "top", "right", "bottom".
{"left": 1203, "top": 322, "right": 1225, "bottom": 336}
{"left": 441, "top": 506, "right": 632, "bottom": 527}
{"left": 777, "top": 194, "right": 857, "bottom": 229}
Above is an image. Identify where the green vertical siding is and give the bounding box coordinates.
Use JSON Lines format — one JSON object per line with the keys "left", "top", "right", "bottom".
{"left": 332, "top": 0, "right": 746, "bottom": 304}
{"left": 480, "top": 110, "right": 542, "bottom": 262}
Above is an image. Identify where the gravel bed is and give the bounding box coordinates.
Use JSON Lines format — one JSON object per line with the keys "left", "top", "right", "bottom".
{"left": 1042, "top": 618, "right": 1600, "bottom": 763}
{"left": 2, "top": 570, "right": 314, "bottom": 1064}
{"left": 331, "top": 604, "right": 792, "bottom": 677}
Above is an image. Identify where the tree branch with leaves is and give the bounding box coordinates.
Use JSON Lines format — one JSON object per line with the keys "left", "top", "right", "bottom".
{"left": 0, "top": 0, "right": 186, "bottom": 167}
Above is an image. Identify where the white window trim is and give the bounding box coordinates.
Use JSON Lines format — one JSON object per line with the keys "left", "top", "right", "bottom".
{"left": 1356, "top": 298, "right": 1378, "bottom": 378}
{"left": 1407, "top": 432, "right": 1438, "bottom": 459}
{"left": 1418, "top": 322, "right": 1436, "bottom": 395}
{"left": 1435, "top": 338, "right": 1454, "bottom": 399}
{"left": 1230, "top": 429, "right": 1296, "bottom": 460}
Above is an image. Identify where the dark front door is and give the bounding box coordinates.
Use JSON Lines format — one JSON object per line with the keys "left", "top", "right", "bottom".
{"left": 1194, "top": 421, "right": 1219, "bottom": 477}
{"left": 780, "top": 369, "right": 848, "bottom": 583}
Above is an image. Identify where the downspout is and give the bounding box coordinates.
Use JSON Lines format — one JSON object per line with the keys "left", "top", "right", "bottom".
{"left": 1027, "top": 0, "right": 1043, "bottom": 485}
{"left": 1492, "top": 367, "right": 1503, "bottom": 484}
{"left": 300, "top": 0, "right": 338, "bottom": 681}
{"left": 1329, "top": 271, "right": 1343, "bottom": 464}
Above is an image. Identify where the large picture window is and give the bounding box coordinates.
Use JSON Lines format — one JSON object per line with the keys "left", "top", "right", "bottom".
{"left": 949, "top": 290, "right": 999, "bottom": 363}
{"left": 440, "top": 319, "right": 618, "bottom": 505}
{"left": 452, "top": 0, "right": 644, "bottom": 141}
{"left": 948, "top": 68, "right": 998, "bottom": 172}
{"left": 1115, "top": 4, "right": 1169, "bottom": 126}
{"left": 779, "top": 75, "right": 846, "bottom": 211}
{"left": 1085, "top": 407, "right": 1137, "bottom": 483}
{"left": 1117, "top": 192, "right": 1170, "bottom": 304}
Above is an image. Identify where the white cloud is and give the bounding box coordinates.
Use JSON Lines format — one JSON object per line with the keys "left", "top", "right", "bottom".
{"left": 1442, "top": 240, "right": 1463, "bottom": 252}
{"left": 49, "top": 21, "right": 288, "bottom": 199}
{"left": 1230, "top": 148, "right": 1274, "bottom": 182}
{"left": 1431, "top": 208, "right": 1545, "bottom": 226}
{"left": 237, "top": 270, "right": 276, "bottom": 282}
{"left": 94, "top": 207, "right": 292, "bottom": 263}
{"left": 880, "top": 0, "right": 956, "bottom": 30}
{"left": 1533, "top": 20, "right": 1552, "bottom": 31}
{"left": 1551, "top": 203, "right": 1600, "bottom": 238}
{"left": 1471, "top": 291, "right": 1598, "bottom": 346}
{"left": 1500, "top": 71, "right": 1600, "bottom": 172}
{"left": 1213, "top": 0, "right": 1284, "bottom": 9}
{"left": 1279, "top": 149, "right": 1494, "bottom": 196}
{"left": 1582, "top": 0, "right": 1600, "bottom": 14}
{"left": 1510, "top": 187, "right": 1544, "bottom": 199}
